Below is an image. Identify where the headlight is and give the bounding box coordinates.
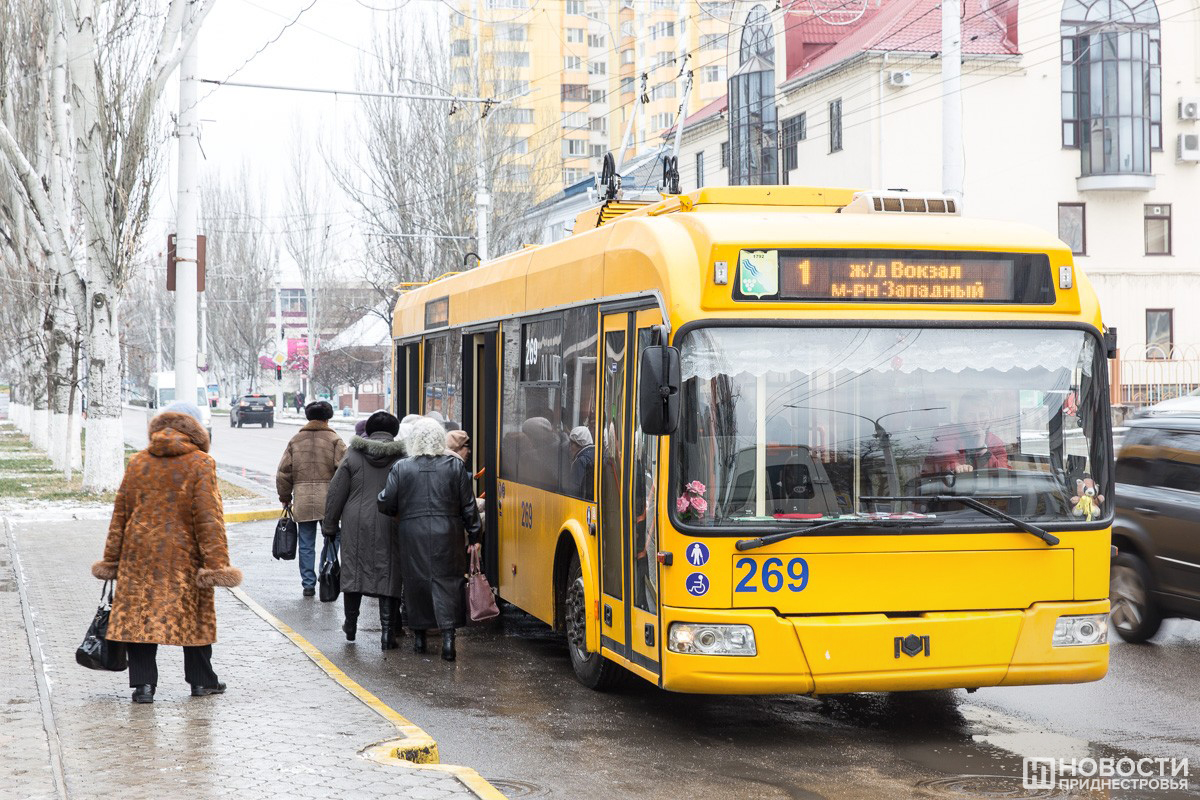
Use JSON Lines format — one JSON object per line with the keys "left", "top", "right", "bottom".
{"left": 239, "top": 401, "right": 248, "bottom": 407}
{"left": 266, "top": 401, "right": 274, "bottom": 407}
{"left": 1052, "top": 614, "right": 1108, "bottom": 647}
{"left": 667, "top": 623, "right": 756, "bottom": 656}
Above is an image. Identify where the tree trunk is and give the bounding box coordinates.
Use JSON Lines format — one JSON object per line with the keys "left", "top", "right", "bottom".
{"left": 82, "top": 285, "right": 124, "bottom": 492}
{"left": 47, "top": 295, "right": 79, "bottom": 473}
{"left": 30, "top": 367, "right": 50, "bottom": 451}
{"left": 10, "top": 379, "right": 27, "bottom": 433}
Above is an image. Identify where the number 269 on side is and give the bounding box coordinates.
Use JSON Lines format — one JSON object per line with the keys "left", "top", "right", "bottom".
{"left": 734, "top": 556, "right": 809, "bottom": 593}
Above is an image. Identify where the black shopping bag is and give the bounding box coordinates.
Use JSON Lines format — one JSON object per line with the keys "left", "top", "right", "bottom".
{"left": 318, "top": 538, "right": 340, "bottom": 603}
{"left": 75, "top": 581, "right": 127, "bottom": 671}
{"left": 273, "top": 506, "right": 298, "bottom": 560}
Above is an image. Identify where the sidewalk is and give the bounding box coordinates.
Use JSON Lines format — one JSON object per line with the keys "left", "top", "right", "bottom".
{"left": 2, "top": 517, "right": 500, "bottom": 800}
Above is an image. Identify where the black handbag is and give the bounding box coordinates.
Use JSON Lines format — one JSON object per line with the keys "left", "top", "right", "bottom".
{"left": 318, "top": 538, "right": 340, "bottom": 602}
{"left": 76, "top": 581, "right": 127, "bottom": 672}
{"left": 273, "top": 506, "right": 298, "bottom": 560}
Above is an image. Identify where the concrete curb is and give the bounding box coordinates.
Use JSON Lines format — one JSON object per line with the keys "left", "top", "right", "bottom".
{"left": 227, "top": 585, "right": 506, "bottom": 800}
{"left": 224, "top": 508, "right": 282, "bottom": 524}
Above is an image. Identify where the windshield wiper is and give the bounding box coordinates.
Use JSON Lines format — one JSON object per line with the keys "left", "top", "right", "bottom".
{"left": 735, "top": 515, "right": 944, "bottom": 552}
{"left": 861, "top": 495, "right": 1059, "bottom": 546}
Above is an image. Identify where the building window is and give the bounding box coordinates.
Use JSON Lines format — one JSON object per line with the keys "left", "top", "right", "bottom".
{"left": 621, "top": 48, "right": 635, "bottom": 65}
{"left": 1146, "top": 309, "right": 1172, "bottom": 357}
{"left": 829, "top": 98, "right": 843, "bottom": 153}
{"left": 701, "top": 33, "right": 726, "bottom": 50}
{"left": 564, "top": 138, "right": 588, "bottom": 157}
{"left": 589, "top": 116, "right": 607, "bottom": 133}
{"left": 563, "top": 168, "right": 587, "bottom": 184}
{"left": 498, "top": 23, "right": 526, "bottom": 41}
{"left": 727, "top": 5, "right": 777, "bottom": 185}
{"left": 651, "top": 83, "right": 676, "bottom": 100}
{"left": 650, "top": 111, "right": 673, "bottom": 130}
{"left": 1061, "top": 0, "right": 1161, "bottom": 171}
{"left": 564, "top": 55, "right": 582, "bottom": 71}
{"left": 1144, "top": 204, "right": 1171, "bottom": 255}
{"left": 496, "top": 51, "right": 529, "bottom": 68}
{"left": 781, "top": 112, "right": 806, "bottom": 175}
{"left": 562, "top": 83, "right": 588, "bottom": 101}
{"left": 656, "top": 51, "right": 674, "bottom": 68}
{"left": 696, "top": 151, "right": 705, "bottom": 187}
{"left": 566, "top": 27, "right": 584, "bottom": 43}
{"left": 589, "top": 144, "right": 605, "bottom": 158}
{"left": 280, "top": 288, "right": 307, "bottom": 314}
{"left": 566, "top": 0, "right": 584, "bottom": 13}
{"left": 562, "top": 111, "right": 587, "bottom": 129}
{"left": 620, "top": 77, "right": 635, "bottom": 94}
{"left": 1058, "top": 203, "right": 1086, "bottom": 255}
{"left": 621, "top": 21, "right": 634, "bottom": 38}
{"left": 588, "top": 60, "right": 606, "bottom": 75}
{"left": 588, "top": 33, "right": 606, "bottom": 47}
{"left": 702, "top": 65, "right": 725, "bottom": 82}
{"left": 721, "top": 140, "right": 729, "bottom": 168}
{"left": 451, "top": 39, "right": 470, "bottom": 57}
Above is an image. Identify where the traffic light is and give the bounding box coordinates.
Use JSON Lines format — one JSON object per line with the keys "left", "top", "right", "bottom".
{"left": 275, "top": 366, "right": 282, "bottom": 380}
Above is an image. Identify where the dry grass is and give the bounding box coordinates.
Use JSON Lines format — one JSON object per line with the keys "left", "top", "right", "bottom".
{"left": 0, "top": 424, "right": 256, "bottom": 503}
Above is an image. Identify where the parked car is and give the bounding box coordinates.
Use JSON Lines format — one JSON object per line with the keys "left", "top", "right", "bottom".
{"left": 1135, "top": 387, "right": 1200, "bottom": 418}
{"left": 1110, "top": 415, "right": 1200, "bottom": 642}
{"left": 149, "top": 371, "right": 212, "bottom": 439}
{"left": 230, "top": 393, "right": 275, "bottom": 428}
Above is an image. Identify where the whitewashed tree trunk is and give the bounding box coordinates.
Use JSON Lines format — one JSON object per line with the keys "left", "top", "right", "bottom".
{"left": 31, "top": 380, "right": 49, "bottom": 451}
{"left": 82, "top": 283, "right": 124, "bottom": 491}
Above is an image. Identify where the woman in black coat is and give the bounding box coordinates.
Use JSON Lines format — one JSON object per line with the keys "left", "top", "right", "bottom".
{"left": 324, "top": 411, "right": 407, "bottom": 650}
{"left": 377, "top": 417, "right": 483, "bottom": 661}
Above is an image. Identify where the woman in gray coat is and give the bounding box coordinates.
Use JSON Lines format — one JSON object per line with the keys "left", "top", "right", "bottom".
{"left": 324, "top": 411, "right": 407, "bottom": 650}
{"left": 377, "top": 417, "right": 483, "bottom": 661}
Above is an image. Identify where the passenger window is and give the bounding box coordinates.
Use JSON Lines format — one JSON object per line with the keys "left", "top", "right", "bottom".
{"left": 1115, "top": 428, "right": 1159, "bottom": 488}
{"left": 1157, "top": 430, "right": 1200, "bottom": 493}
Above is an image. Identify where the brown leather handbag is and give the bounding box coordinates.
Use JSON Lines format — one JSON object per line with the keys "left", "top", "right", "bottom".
{"left": 466, "top": 546, "right": 499, "bottom": 623}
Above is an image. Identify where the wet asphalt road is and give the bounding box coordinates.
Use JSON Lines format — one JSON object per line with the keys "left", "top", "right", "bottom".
{"left": 127, "top": 415, "right": 1200, "bottom": 799}
{"left": 224, "top": 518, "right": 1200, "bottom": 800}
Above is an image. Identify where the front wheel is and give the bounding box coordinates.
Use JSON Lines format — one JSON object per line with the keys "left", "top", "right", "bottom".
{"left": 262, "top": 422, "right": 267, "bottom": 428}
{"left": 237, "top": 420, "right": 243, "bottom": 428}
{"left": 268, "top": 419, "right": 274, "bottom": 428}
{"left": 565, "top": 553, "right": 627, "bottom": 690}
{"left": 1110, "top": 552, "right": 1163, "bottom": 643}
{"left": 229, "top": 415, "right": 235, "bottom": 427}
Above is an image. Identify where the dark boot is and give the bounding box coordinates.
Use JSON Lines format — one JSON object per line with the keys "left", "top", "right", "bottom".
{"left": 131, "top": 684, "right": 155, "bottom": 704}
{"left": 379, "top": 597, "right": 398, "bottom": 651}
{"left": 441, "top": 629, "right": 456, "bottom": 662}
{"left": 342, "top": 592, "right": 362, "bottom": 642}
{"left": 413, "top": 630, "right": 426, "bottom": 654}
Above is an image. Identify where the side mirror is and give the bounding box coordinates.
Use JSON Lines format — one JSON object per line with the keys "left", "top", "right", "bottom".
{"left": 639, "top": 345, "right": 681, "bottom": 435}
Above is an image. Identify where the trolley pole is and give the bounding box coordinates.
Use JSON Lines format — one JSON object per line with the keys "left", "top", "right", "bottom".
{"left": 174, "top": 35, "right": 200, "bottom": 409}
{"left": 941, "top": 0, "right": 964, "bottom": 205}
{"left": 472, "top": 0, "right": 489, "bottom": 263}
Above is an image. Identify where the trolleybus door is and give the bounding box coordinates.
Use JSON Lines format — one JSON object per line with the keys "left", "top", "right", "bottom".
{"left": 598, "top": 309, "right": 662, "bottom": 676}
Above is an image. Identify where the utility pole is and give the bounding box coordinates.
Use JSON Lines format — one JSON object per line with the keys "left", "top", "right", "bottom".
{"left": 275, "top": 280, "right": 284, "bottom": 413}
{"left": 472, "top": 0, "right": 489, "bottom": 262}
{"left": 154, "top": 305, "right": 162, "bottom": 374}
{"left": 941, "top": 0, "right": 964, "bottom": 204}
{"left": 174, "top": 34, "right": 200, "bottom": 409}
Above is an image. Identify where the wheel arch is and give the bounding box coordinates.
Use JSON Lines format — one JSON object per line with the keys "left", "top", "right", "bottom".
{"left": 553, "top": 521, "right": 599, "bottom": 651}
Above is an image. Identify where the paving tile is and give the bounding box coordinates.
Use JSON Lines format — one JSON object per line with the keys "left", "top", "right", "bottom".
{"left": 3, "top": 519, "right": 478, "bottom": 800}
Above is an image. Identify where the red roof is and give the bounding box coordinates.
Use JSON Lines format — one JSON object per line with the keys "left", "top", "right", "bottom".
{"left": 783, "top": 0, "right": 1019, "bottom": 83}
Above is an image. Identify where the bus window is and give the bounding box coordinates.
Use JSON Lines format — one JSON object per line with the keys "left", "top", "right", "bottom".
{"left": 600, "top": 329, "right": 626, "bottom": 600}
{"left": 632, "top": 328, "right": 658, "bottom": 612}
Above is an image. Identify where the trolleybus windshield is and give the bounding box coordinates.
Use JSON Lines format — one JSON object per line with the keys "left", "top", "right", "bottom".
{"left": 673, "top": 326, "right": 1111, "bottom": 529}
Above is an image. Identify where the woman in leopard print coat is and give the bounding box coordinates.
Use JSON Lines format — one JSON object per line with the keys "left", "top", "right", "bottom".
{"left": 92, "top": 403, "right": 242, "bottom": 702}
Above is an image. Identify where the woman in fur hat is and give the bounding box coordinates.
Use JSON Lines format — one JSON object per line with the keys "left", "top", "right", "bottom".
{"left": 377, "top": 417, "right": 483, "bottom": 661}
{"left": 324, "top": 411, "right": 407, "bottom": 649}
{"left": 92, "top": 402, "right": 242, "bottom": 704}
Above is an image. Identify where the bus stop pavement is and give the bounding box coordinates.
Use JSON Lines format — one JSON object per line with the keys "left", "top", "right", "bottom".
{"left": 1, "top": 516, "right": 504, "bottom": 800}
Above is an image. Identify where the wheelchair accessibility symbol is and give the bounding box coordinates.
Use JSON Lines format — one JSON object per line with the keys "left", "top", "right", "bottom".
{"left": 685, "top": 573, "right": 710, "bottom": 597}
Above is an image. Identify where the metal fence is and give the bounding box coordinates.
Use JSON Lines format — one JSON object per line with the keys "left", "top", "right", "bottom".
{"left": 1116, "top": 343, "right": 1200, "bottom": 409}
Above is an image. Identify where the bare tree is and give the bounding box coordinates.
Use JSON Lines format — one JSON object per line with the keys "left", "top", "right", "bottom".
{"left": 318, "top": 346, "right": 387, "bottom": 414}
{"left": 201, "top": 166, "right": 277, "bottom": 396}
{"left": 328, "top": 16, "right": 552, "bottom": 329}
{"left": 282, "top": 127, "right": 336, "bottom": 397}
{"left": 0, "top": 0, "right": 213, "bottom": 491}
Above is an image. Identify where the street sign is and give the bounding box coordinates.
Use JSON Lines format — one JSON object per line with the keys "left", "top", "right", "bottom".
{"left": 273, "top": 352, "right": 286, "bottom": 366}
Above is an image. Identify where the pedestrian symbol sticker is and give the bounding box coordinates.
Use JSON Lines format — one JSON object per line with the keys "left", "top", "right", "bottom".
{"left": 686, "top": 542, "right": 710, "bottom": 567}
{"left": 685, "top": 573, "right": 710, "bottom": 597}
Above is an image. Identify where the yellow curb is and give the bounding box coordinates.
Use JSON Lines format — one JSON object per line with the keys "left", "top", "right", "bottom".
{"left": 224, "top": 509, "right": 281, "bottom": 523}
{"left": 228, "top": 587, "right": 507, "bottom": 800}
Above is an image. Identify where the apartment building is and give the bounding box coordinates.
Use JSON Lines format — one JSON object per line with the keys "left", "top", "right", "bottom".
{"left": 451, "top": 0, "right": 739, "bottom": 195}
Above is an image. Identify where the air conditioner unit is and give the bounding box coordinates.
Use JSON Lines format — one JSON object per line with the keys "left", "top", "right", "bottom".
{"left": 888, "top": 70, "right": 913, "bottom": 88}
{"left": 1178, "top": 133, "right": 1200, "bottom": 162}
{"left": 1179, "top": 98, "right": 1200, "bottom": 121}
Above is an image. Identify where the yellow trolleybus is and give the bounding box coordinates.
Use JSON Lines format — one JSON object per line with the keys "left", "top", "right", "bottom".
{"left": 391, "top": 186, "right": 1114, "bottom": 694}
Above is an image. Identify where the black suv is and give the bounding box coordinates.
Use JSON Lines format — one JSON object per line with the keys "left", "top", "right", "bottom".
{"left": 231, "top": 394, "right": 275, "bottom": 428}
{"left": 1111, "top": 415, "right": 1200, "bottom": 641}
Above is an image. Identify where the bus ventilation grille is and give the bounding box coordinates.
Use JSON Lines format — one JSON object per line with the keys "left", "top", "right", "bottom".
{"left": 841, "top": 192, "right": 959, "bottom": 215}
{"left": 597, "top": 201, "right": 650, "bottom": 227}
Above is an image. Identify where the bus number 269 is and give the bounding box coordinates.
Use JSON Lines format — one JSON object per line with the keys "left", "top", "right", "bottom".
{"left": 734, "top": 557, "right": 809, "bottom": 593}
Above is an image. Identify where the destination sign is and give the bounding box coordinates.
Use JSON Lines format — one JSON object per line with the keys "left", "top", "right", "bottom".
{"left": 734, "top": 250, "right": 1056, "bottom": 304}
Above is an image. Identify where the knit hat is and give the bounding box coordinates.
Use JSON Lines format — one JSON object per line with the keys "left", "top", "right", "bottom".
{"left": 446, "top": 430, "right": 470, "bottom": 452}
{"left": 162, "top": 401, "right": 204, "bottom": 424}
{"left": 569, "top": 426, "right": 593, "bottom": 447}
{"left": 354, "top": 419, "right": 368, "bottom": 436}
{"left": 304, "top": 400, "right": 334, "bottom": 421}
{"left": 365, "top": 411, "right": 400, "bottom": 437}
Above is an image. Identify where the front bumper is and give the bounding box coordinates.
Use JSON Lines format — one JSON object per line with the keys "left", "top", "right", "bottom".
{"left": 660, "top": 600, "right": 1109, "bottom": 694}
